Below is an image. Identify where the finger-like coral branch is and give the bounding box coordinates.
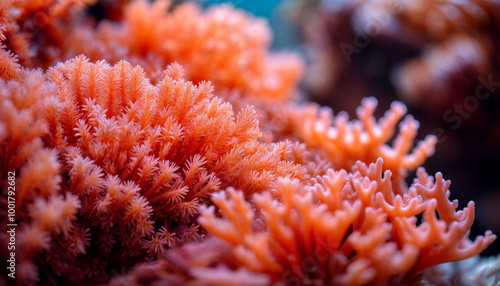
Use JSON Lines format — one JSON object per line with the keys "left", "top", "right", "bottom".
{"left": 198, "top": 160, "right": 496, "bottom": 285}
{"left": 296, "top": 97, "right": 437, "bottom": 195}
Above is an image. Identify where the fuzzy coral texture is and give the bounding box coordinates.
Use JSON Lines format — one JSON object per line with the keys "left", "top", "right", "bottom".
{"left": 0, "top": 1, "right": 496, "bottom": 285}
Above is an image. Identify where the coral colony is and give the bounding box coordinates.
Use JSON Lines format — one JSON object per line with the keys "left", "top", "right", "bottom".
{"left": 0, "top": 1, "right": 497, "bottom": 285}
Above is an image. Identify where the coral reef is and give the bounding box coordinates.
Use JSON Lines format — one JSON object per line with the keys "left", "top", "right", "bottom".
{"left": 288, "top": 0, "right": 500, "bottom": 256}
{"left": 110, "top": 160, "right": 496, "bottom": 285}
{"left": 0, "top": 0, "right": 497, "bottom": 285}
{"left": 197, "top": 161, "right": 495, "bottom": 285}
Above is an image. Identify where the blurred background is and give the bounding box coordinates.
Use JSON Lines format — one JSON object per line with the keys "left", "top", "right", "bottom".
{"left": 89, "top": 0, "right": 500, "bottom": 256}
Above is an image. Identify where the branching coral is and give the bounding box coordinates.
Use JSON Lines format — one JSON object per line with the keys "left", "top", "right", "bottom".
{"left": 293, "top": 97, "right": 437, "bottom": 194}
{"left": 197, "top": 160, "right": 496, "bottom": 285}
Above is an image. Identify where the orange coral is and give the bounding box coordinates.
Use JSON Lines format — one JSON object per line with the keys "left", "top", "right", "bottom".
{"left": 0, "top": 55, "right": 307, "bottom": 284}
{"left": 292, "top": 97, "right": 437, "bottom": 194}
{"left": 0, "top": 69, "right": 83, "bottom": 284}
{"left": 0, "top": 38, "right": 20, "bottom": 80}
{"left": 60, "top": 0, "right": 303, "bottom": 101}
{"left": 0, "top": 0, "right": 94, "bottom": 68}
{"left": 0, "top": 1, "right": 496, "bottom": 285}
{"left": 198, "top": 160, "right": 496, "bottom": 285}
